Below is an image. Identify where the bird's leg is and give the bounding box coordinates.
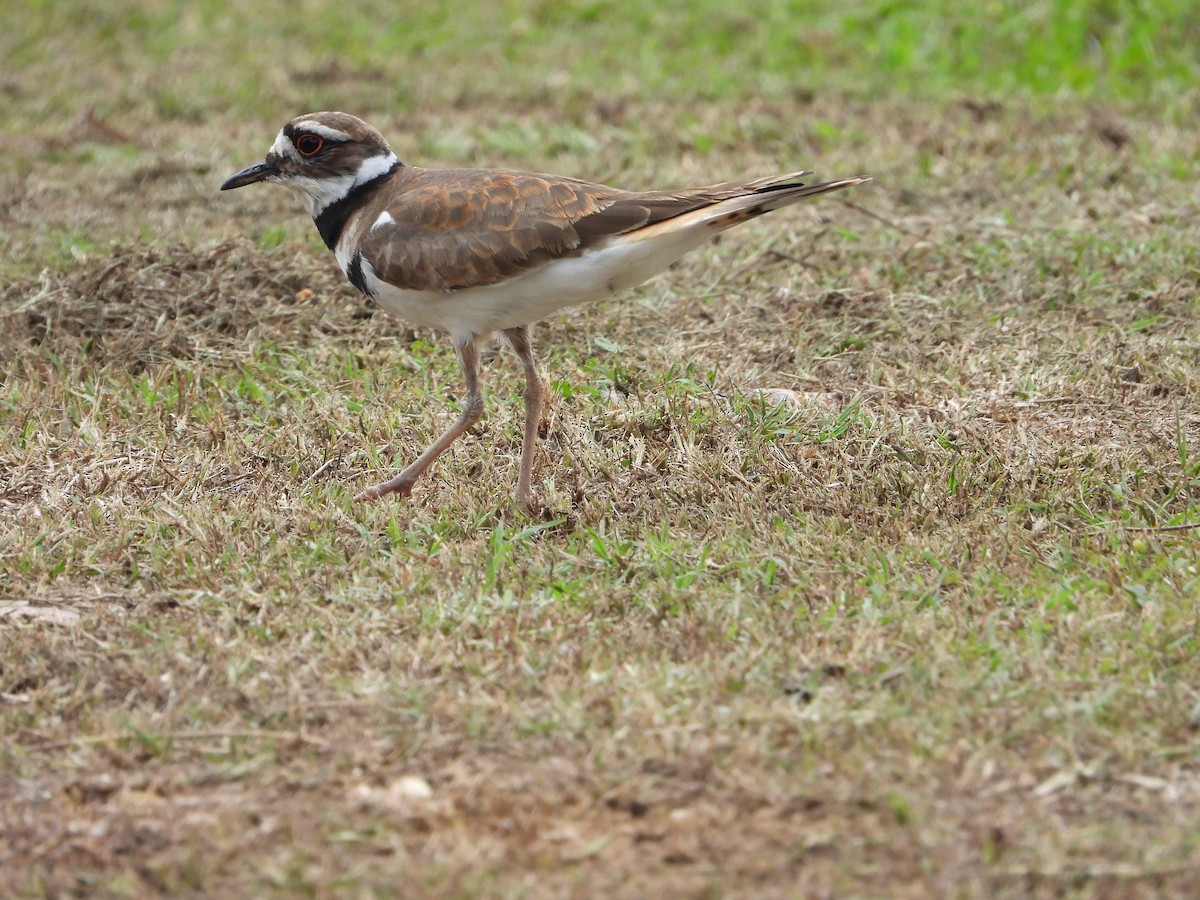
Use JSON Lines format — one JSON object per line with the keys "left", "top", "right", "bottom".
{"left": 501, "top": 325, "right": 547, "bottom": 514}
{"left": 356, "top": 335, "right": 484, "bottom": 502}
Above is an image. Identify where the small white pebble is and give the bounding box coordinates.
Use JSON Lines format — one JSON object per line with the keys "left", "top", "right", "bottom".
{"left": 388, "top": 775, "right": 433, "bottom": 800}
{"left": 751, "top": 388, "right": 802, "bottom": 407}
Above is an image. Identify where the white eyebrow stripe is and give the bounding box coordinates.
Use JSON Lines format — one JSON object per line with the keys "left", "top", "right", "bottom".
{"left": 293, "top": 122, "right": 353, "bottom": 142}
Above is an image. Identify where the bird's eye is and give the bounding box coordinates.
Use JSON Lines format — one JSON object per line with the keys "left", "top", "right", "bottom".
{"left": 295, "top": 134, "right": 324, "bottom": 156}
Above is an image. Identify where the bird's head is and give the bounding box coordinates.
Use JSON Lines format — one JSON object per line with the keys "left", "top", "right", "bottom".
{"left": 221, "top": 111, "right": 400, "bottom": 217}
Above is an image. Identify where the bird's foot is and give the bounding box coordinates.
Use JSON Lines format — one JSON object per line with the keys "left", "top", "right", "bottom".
{"left": 354, "top": 475, "right": 416, "bottom": 503}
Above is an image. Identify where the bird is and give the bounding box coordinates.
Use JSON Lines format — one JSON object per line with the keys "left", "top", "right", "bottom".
{"left": 221, "top": 111, "right": 869, "bottom": 512}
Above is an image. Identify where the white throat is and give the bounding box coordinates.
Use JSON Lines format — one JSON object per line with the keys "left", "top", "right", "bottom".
{"left": 270, "top": 136, "right": 398, "bottom": 218}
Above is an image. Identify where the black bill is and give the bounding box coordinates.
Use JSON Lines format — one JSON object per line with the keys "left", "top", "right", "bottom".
{"left": 220, "top": 160, "right": 278, "bottom": 190}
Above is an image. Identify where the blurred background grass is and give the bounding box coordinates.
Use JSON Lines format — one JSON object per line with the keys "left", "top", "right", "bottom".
{"left": 5, "top": 0, "right": 1198, "bottom": 128}
{"left": 4, "top": 0, "right": 1196, "bottom": 276}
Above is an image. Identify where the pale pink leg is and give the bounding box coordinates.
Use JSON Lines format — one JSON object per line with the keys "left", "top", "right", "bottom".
{"left": 356, "top": 336, "right": 483, "bottom": 502}
{"left": 501, "top": 325, "right": 547, "bottom": 514}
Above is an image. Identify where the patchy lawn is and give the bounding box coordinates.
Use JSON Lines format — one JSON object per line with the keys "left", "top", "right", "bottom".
{"left": 3, "top": 1, "right": 1199, "bottom": 896}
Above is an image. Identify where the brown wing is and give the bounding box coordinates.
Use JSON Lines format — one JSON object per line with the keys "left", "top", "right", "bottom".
{"left": 357, "top": 167, "right": 795, "bottom": 292}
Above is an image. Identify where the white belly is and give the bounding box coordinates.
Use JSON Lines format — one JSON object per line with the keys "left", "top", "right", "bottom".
{"left": 358, "top": 228, "right": 710, "bottom": 340}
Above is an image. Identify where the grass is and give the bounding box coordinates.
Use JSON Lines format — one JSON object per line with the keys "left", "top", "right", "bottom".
{"left": 3, "top": 0, "right": 1200, "bottom": 896}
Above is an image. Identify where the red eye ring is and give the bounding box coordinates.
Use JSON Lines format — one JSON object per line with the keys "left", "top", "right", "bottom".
{"left": 295, "top": 133, "right": 324, "bottom": 157}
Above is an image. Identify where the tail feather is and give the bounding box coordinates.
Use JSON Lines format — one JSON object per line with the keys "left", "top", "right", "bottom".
{"left": 617, "top": 173, "right": 870, "bottom": 244}
{"left": 692, "top": 174, "right": 870, "bottom": 232}
{"left": 751, "top": 174, "right": 872, "bottom": 210}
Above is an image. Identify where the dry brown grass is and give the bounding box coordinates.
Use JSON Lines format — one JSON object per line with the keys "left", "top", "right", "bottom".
{"left": 3, "top": 14, "right": 1200, "bottom": 896}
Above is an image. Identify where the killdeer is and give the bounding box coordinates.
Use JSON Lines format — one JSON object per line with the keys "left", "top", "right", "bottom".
{"left": 221, "top": 111, "right": 869, "bottom": 512}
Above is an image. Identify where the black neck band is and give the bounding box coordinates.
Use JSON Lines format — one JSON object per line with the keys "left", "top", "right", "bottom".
{"left": 313, "top": 159, "right": 402, "bottom": 251}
